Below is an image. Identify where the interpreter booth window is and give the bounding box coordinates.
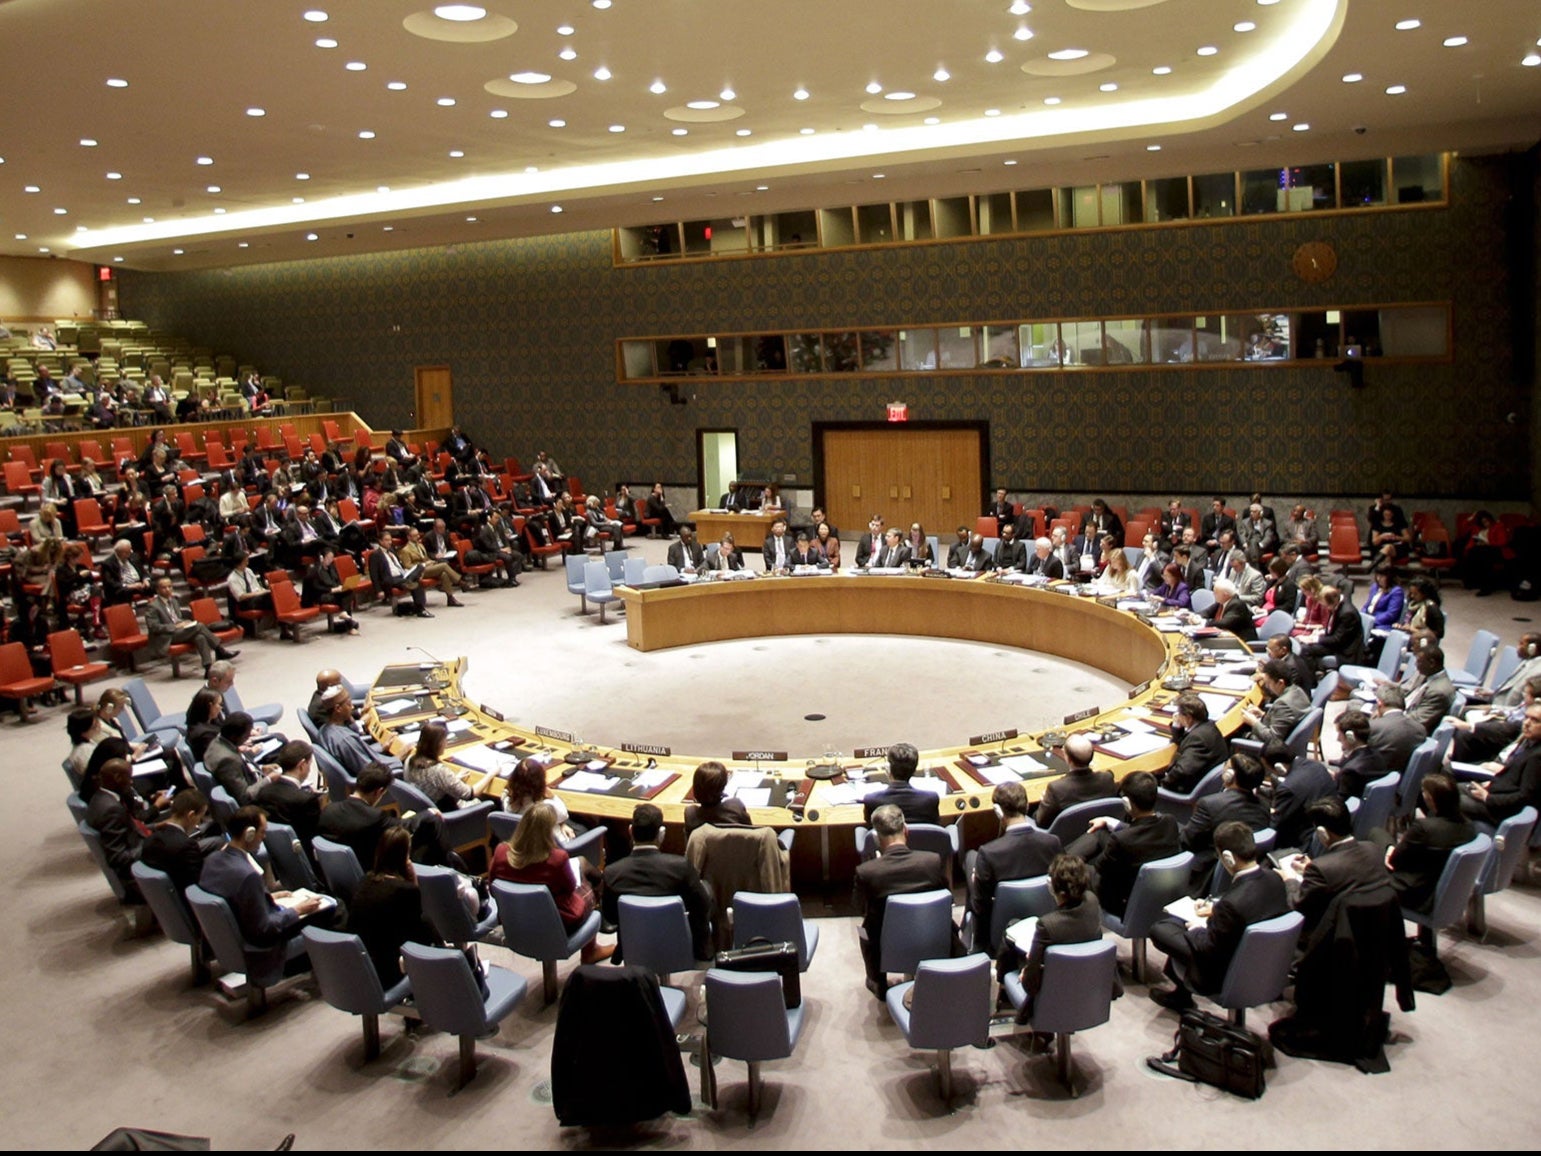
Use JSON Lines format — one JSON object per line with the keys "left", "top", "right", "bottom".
{"left": 823, "top": 332, "right": 861, "bottom": 372}
{"left": 1145, "top": 176, "right": 1190, "bottom": 223}
{"left": 818, "top": 207, "right": 855, "bottom": 247}
{"left": 1192, "top": 172, "right": 1236, "bottom": 219}
{"left": 1294, "top": 311, "right": 1339, "bottom": 359}
{"left": 933, "top": 196, "right": 971, "bottom": 239}
{"left": 1392, "top": 154, "right": 1444, "bottom": 204}
{"left": 1339, "top": 159, "right": 1387, "bottom": 208}
{"left": 1101, "top": 319, "right": 1148, "bottom": 364}
{"left": 1019, "top": 322, "right": 1064, "bottom": 367}
{"left": 897, "top": 329, "right": 940, "bottom": 371}
{"left": 654, "top": 337, "right": 712, "bottom": 374}
{"left": 1100, "top": 183, "right": 1142, "bottom": 227}
{"left": 898, "top": 200, "right": 933, "bottom": 241}
{"left": 860, "top": 330, "right": 899, "bottom": 372}
{"left": 1147, "top": 321, "right": 1196, "bottom": 364}
{"left": 715, "top": 337, "right": 752, "bottom": 376}
{"left": 620, "top": 341, "right": 655, "bottom": 380}
{"left": 979, "top": 325, "right": 1020, "bottom": 368}
{"left": 856, "top": 203, "right": 894, "bottom": 245}
{"left": 1060, "top": 186, "right": 1100, "bottom": 228}
{"left": 1377, "top": 306, "right": 1449, "bottom": 358}
{"left": 788, "top": 333, "right": 823, "bottom": 374}
{"left": 755, "top": 209, "right": 819, "bottom": 251}
{"left": 1016, "top": 188, "right": 1056, "bottom": 232}
{"left": 937, "top": 327, "right": 979, "bottom": 370}
{"left": 977, "top": 192, "right": 1014, "bottom": 235}
{"left": 682, "top": 219, "right": 747, "bottom": 256}
{"left": 754, "top": 335, "right": 789, "bottom": 372}
{"left": 1059, "top": 320, "right": 1105, "bottom": 365}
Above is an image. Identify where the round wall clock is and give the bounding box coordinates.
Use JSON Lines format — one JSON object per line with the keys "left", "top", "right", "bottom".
{"left": 1292, "top": 240, "right": 1338, "bottom": 284}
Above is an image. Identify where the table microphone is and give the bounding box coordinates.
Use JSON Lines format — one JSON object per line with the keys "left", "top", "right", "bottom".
{"left": 408, "top": 645, "right": 446, "bottom": 688}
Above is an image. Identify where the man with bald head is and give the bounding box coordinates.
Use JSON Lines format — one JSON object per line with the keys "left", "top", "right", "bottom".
{"left": 1033, "top": 734, "right": 1116, "bottom": 830}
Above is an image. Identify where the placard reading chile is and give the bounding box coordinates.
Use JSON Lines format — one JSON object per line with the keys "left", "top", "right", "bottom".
{"left": 1063, "top": 706, "right": 1101, "bottom": 725}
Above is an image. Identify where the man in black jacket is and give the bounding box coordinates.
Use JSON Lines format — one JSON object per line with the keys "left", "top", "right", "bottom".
{"left": 1288, "top": 796, "right": 1394, "bottom": 940}
{"left": 1149, "top": 821, "right": 1290, "bottom": 1009}
{"left": 1066, "top": 771, "right": 1181, "bottom": 919}
{"left": 1262, "top": 738, "right": 1337, "bottom": 852}
{"left": 1162, "top": 694, "right": 1230, "bottom": 794}
{"left": 966, "top": 781, "right": 1062, "bottom": 959}
{"left": 854, "top": 804, "right": 951, "bottom": 998}
{"left": 1460, "top": 702, "right": 1541, "bottom": 825}
{"left": 1204, "top": 577, "right": 1258, "bottom": 642}
{"left": 141, "top": 789, "right": 220, "bottom": 894}
{"left": 862, "top": 743, "right": 941, "bottom": 826}
{"left": 1034, "top": 734, "right": 1116, "bottom": 831}
{"left": 1180, "top": 753, "right": 1272, "bottom": 887}
{"left": 255, "top": 740, "right": 324, "bottom": 851}
{"left": 602, "top": 803, "right": 713, "bottom": 962}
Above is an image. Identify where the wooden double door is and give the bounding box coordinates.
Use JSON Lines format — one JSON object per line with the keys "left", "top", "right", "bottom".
{"left": 816, "top": 422, "right": 988, "bottom": 539}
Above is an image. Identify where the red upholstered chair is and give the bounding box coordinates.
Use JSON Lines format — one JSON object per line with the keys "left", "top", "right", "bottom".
{"left": 0, "top": 642, "right": 56, "bottom": 721}
{"left": 455, "top": 537, "right": 497, "bottom": 587}
{"left": 8, "top": 444, "right": 42, "bottom": 481}
{"left": 191, "top": 597, "right": 245, "bottom": 647}
{"left": 518, "top": 515, "right": 566, "bottom": 570}
{"left": 104, "top": 603, "right": 149, "bottom": 670}
{"left": 45, "top": 441, "right": 79, "bottom": 473}
{"left": 175, "top": 430, "right": 206, "bottom": 465}
{"left": 973, "top": 516, "right": 998, "bottom": 540}
{"left": 1327, "top": 522, "right": 1362, "bottom": 567}
{"left": 47, "top": 629, "right": 111, "bottom": 704}
{"left": 73, "top": 498, "right": 114, "bottom": 548}
{"left": 332, "top": 553, "right": 375, "bottom": 607}
{"left": 4, "top": 461, "right": 41, "bottom": 508}
{"left": 322, "top": 419, "right": 343, "bottom": 443}
{"left": 270, "top": 576, "right": 320, "bottom": 642}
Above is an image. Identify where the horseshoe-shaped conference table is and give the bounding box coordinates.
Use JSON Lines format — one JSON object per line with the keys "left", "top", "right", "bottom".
{"left": 363, "top": 574, "right": 1261, "bottom": 879}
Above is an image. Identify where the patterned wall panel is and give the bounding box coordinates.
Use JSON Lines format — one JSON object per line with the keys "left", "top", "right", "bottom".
{"left": 120, "top": 156, "right": 1530, "bottom": 502}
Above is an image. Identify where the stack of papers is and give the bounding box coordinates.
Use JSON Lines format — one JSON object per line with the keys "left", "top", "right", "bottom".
{"left": 563, "top": 770, "right": 620, "bottom": 793}
{"left": 1098, "top": 732, "right": 1170, "bottom": 759}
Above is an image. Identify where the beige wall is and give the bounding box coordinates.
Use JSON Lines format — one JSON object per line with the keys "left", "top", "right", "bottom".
{"left": 0, "top": 255, "right": 97, "bottom": 323}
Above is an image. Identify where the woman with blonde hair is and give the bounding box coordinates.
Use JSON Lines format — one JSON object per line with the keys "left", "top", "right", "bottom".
{"left": 489, "top": 802, "right": 611, "bottom": 963}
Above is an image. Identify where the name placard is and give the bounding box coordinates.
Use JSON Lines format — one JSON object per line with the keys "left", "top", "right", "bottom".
{"left": 622, "top": 742, "right": 672, "bottom": 757}
{"left": 1130, "top": 680, "right": 1153, "bottom": 698}
{"left": 853, "top": 746, "right": 891, "bottom": 759}
{"left": 732, "top": 750, "right": 788, "bottom": 762}
{"left": 534, "top": 725, "right": 577, "bottom": 743}
{"left": 969, "top": 728, "right": 1019, "bottom": 746}
{"left": 480, "top": 705, "right": 505, "bottom": 722}
{"left": 1063, "top": 706, "right": 1100, "bottom": 725}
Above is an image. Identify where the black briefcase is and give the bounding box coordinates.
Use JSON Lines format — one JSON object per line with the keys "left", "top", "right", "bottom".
{"left": 1146, "top": 1009, "right": 1267, "bottom": 1099}
{"left": 712, "top": 938, "right": 800, "bottom": 1008}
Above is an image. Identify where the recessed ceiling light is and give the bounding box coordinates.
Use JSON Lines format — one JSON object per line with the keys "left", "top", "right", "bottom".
{"left": 75, "top": 225, "right": 88, "bottom": 232}
{"left": 984, "top": 108, "right": 1000, "bottom": 116}
{"left": 1003, "top": 159, "right": 1017, "bottom": 166}
{"left": 106, "top": 77, "right": 128, "bottom": 88}
{"left": 1153, "top": 65, "right": 1173, "bottom": 75}
{"left": 246, "top": 107, "right": 265, "bottom": 116}
{"left": 382, "top": 226, "right": 394, "bottom": 231}
{"left": 1442, "top": 36, "right": 1467, "bottom": 47}
{"left": 1395, "top": 19, "right": 1420, "bottom": 31}
{"left": 511, "top": 71, "right": 551, "bottom": 84}
{"left": 449, "top": 149, "right": 465, "bottom": 156}
{"left": 345, "top": 61, "right": 367, "bottom": 71}
{"left": 305, "top": 233, "right": 318, "bottom": 241}
{"left": 866, "top": 81, "right": 882, "bottom": 94}
{"left": 105, "top": 171, "right": 121, "bottom": 180}
{"left": 293, "top": 197, "right": 305, "bottom": 203}
{"left": 1268, "top": 111, "right": 1287, "bottom": 121}
{"left": 303, "top": 10, "right": 328, "bottom": 22}
{"left": 687, "top": 100, "right": 719, "bottom": 110}
{"left": 213, "top": 207, "right": 225, "bottom": 214}
{"left": 172, "top": 248, "right": 183, "bottom": 254}
{"left": 652, "top": 196, "right": 664, "bottom": 202}
{"left": 23, "top": 185, "right": 39, "bottom": 193}
{"left": 1147, "top": 143, "right": 1162, "bottom": 151}
{"left": 206, "top": 185, "right": 221, "bottom": 193}
{"left": 650, "top": 79, "right": 668, "bottom": 94}
{"left": 1043, "top": 96, "right": 1061, "bottom": 105}
{"left": 756, "top": 185, "right": 768, "bottom": 191}
{"left": 1009, "top": 0, "right": 1031, "bottom": 13}
{"left": 489, "top": 109, "right": 508, "bottom": 118}
{"left": 548, "top": 118, "right": 566, "bottom": 127}
{"left": 436, "top": 97, "right": 456, "bottom": 106}
{"left": 1013, "top": 26, "right": 1034, "bottom": 42}
{"left": 593, "top": 66, "right": 611, "bottom": 80}
{"left": 1197, "top": 45, "right": 1218, "bottom": 56}
{"left": 53, "top": 207, "right": 67, "bottom": 215}
{"left": 12, "top": 233, "right": 24, "bottom": 240}
{"left": 126, "top": 197, "right": 140, "bottom": 204}
{"left": 592, "top": 0, "right": 611, "bottom": 8}
{"left": 872, "top": 172, "right": 885, "bottom": 179}
{"left": 433, "top": 4, "right": 486, "bottom": 20}
{"left": 1234, "top": 21, "right": 1256, "bottom": 33}
{"left": 1256, "top": 0, "right": 1280, "bottom": 5}
{"left": 934, "top": 68, "right": 950, "bottom": 82}
{"left": 793, "top": 87, "right": 810, "bottom": 100}
{"left": 112, "top": 256, "right": 122, "bottom": 262}
{"left": 1342, "top": 73, "right": 1363, "bottom": 82}
{"left": 558, "top": 48, "right": 577, "bottom": 60}
{"left": 550, "top": 205, "right": 563, "bottom": 213}
{"left": 295, "top": 172, "right": 310, "bottom": 179}
{"left": 196, "top": 155, "right": 213, "bottom": 165}
{"left": 672, "top": 127, "right": 688, "bottom": 136}
{"left": 377, "top": 186, "right": 389, "bottom": 193}
{"left": 238, "top": 242, "right": 249, "bottom": 248}
{"left": 1524, "top": 54, "right": 1541, "bottom": 68}
{"left": 885, "top": 91, "right": 915, "bottom": 101}
{"left": 1048, "top": 49, "right": 1089, "bottom": 60}
{"left": 1099, "top": 82, "right": 1118, "bottom": 91}
{"left": 556, "top": 24, "right": 574, "bottom": 35}
{"left": 80, "top": 138, "right": 97, "bottom": 147}
{"left": 387, "top": 80, "right": 407, "bottom": 90}
{"left": 465, "top": 216, "right": 477, "bottom": 222}
{"left": 1292, "top": 122, "right": 1310, "bottom": 131}
{"left": 720, "top": 87, "right": 736, "bottom": 101}
{"left": 37, "top": 247, "right": 49, "bottom": 253}
{"left": 315, "top": 37, "right": 337, "bottom": 48}
{"left": 984, "top": 49, "right": 1004, "bottom": 63}
{"left": 608, "top": 124, "right": 625, "bottom": 132}
{"left": 736, "top": 128, "right": 752, "bottom": 136}
{"left": 144, "top": 216, "right": 154, "bottom": 222}
{"left": 1385, "top": 84, "right": 1406, "bottom": 94}
{"left": 800, "top": 126, "right": 815, "bottom": 134}
{"left": 357, "top": 130, "right": 375, "bottom": 138}
{"left": 923, "top": 116, "right": 939, "bottom": 124}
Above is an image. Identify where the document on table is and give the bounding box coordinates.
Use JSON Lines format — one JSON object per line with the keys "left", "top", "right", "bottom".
{"left": 376, "top": 697, "right": 424, "bottom": 717}
{"left": 1152, "top": 618, "right": 1188, "bottom": 632}
{"left": 732, "top": 788, "right": 773, "bottom": 808}
{"left": 563, "top": 770, "right": 620, "bottom": 793}
{"left": 728, "top": 771, "right": 766, "bottom": 794}
{"left": 130, "top": 758, "right": 169, "bottom": 779}
{"left": 1199, "top": 692, "right": 1242, "bottom": 719}
{"left": 1164, "top": 895, "right": 1206, "bottom": 924}
{"left": 632, "top": 769, "right": 673, "bottom": 792}
{"left": 275, "top": 888, "right": 336, "bottom": 912}
{"left": 1004, "top": 915, "right": 1040, "bottom": 955}
{"left": 912, "top": 776, "right": 949, "bottom": 797}
{"left": 1206, "top": 673, "right": 1256, "bottom": 692}
{"left": 976, "top": 764, "right": 1022, "bottom": 786}
{"left": 1450, "top": 760, "right": 1497, "bottom": 780}
{"left": 1099, "top": 732, "right": 1171, "bottom": 759}
{"left": 451, "top": 744, "right": 519, "bottom": 777}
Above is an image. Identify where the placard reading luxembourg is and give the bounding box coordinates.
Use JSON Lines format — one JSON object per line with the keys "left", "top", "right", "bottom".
{"left": 535, "top": 725, "right": 577, "bottom": 743}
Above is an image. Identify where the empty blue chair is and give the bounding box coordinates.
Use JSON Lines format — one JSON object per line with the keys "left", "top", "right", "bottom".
{"left": 312, "top": 836, "right": 365, "bottom": 904}
{"left": 1253, "top": 609, "right": 1296, "bottom": 647}
{"left": 1352, "top": 772, "right": 1401, "bottom": 840}
{"left": 1154, "top": 762, "right": 1227, "bottom": 821}
{"left": 1190, "top": 588, "right": 1216, "bottom": 615}
{"left": 302, "top": 927, "right": 414, "bottom": 1061}
{"left": 401, "top": 941, "right": 528, "bottom": 1091}
{"left": 416, "top": 863, "right": 499, "bottom": 946}
{"left": 296, "top": 709, "right": 321, "bottom": 743}
{"left": 208, "top": 784, "right": 239, "bottom": 826}
{"left": 1003, "top": 939, "right": 1118, "bottom": 1095}
{"left": 732, "top": 891, "right": 820, "bottom": 971}
{"left": 583, "top": 560, "right": 620, "bottom": 624}
{"left": 703, "top": 968, "right": 806, "bottom": 1119}
{"left": 263, "top": 821, "right": 319, "bottom": 892}
{"left": 492, "top": 880, "right": 601, "bottom": 1004}
{"left": 1046, "top": 796, "right": 1126, "bottom": 844}
{"left": 617, "top": 894, "right": 697, "bottom": 997}
{"left": 623, "top": 555, "right": 648, "bottom": 587}
{"left": 312, "top": 744, "right": 355, "bottom": 802}
{"left": 642, "top": 563, "right": 681, "bottom": 584}
{"left": 124, "top": 677, "right": 186, "bottom": 735}
{"left": 1469, "top": 806, "right": 1538, "bottom": 937}
{"left": 1101, "top": 851, "right": 1193, "bottom": 983}
{"left": 131, "top": 861, "right": 209, "bottom": 983}
{"left": 387, "top": 779, "right": 493, "bottom": 856}
{"left": 1341, "top": 629, "right": 1409, "bottom": 692}
{"left": 1213, "top": 911, "right": 1303, "bottom": 1027}
{"left": 1310, "top": 669, "right": 1341, "bottom": 713}
{"left": 1403, "top": 833, "right": 1493, "bottom": 961}
{"left": 1483, "top": 646, "right": 1522, "bottom": 697}
{"left": 878, "top": 889, "right": 954, "bottom": 978}
{"left": 223, "top": 686, "right": 283, "bottom": 729}
{"left": 185, "top": 884, "right": 309, "bottom": 1015}
{"left": 1450, "top": 629, "right": 1501, "bottom": 689}
{"left": 62, "top": 755, "right": 83, "bottom": 794}
{"left": 564, "top": 554, "right": 588, "bottom": 613}
{"left": 604, "top": 549, "right": 629, "bottom": 582}
{"left": 886, "top": 953, "right": 991, "bottom": 1104}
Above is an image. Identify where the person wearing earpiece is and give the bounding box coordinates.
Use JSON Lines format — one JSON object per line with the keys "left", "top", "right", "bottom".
{"left": 1177, "top": 752, "right": 1272, "bottom": 891}
{"left": 965, "top": 781, "right": 1061, "bottom": 968}
{"left": 1147, "top": 821, "right": 1290, "bottom": 1012}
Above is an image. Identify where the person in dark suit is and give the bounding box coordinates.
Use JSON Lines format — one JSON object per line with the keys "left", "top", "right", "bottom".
{"left": 1260, "top": 632, "right": 1315, "bottom": 695}
{"left": 602, "top": 803, "right": 713, "bottom": 962}
{"left": 994, "top": 523, "right": 1028, "bottom": 572}
{"left": 141, "top": 789, "right": 220, "bottom": 895}
{"left": 853, "top": 516, "right": 885, "bottom": 568}
{"left": 1160, "top": 500, "right": 1195, "bottom": 551}
{"left": 867, "top": 528, "right": 911, "bottom": 569}
{"left": 1336, "top": 709, "right": 1389, "bottom": 799}
{"left": 1034, "top": 734, "right": 1116, "bottom": 830}
{"left": 1301, "top": 585, "right": 1364, "bottom": 671}
{"left": 1203, "top": 577, "right": 1258, "bottom": 642}
{"left": 682, "top": 761, "right": 752, "bottom": 838}
{"left": 470, "top": 509, "right": 524, "bottom": 585}
{"left": 100, "top": 540, "right": 152, "bottom": 605}
{"left": 1066, "top": 771, "right": 1182, "bottom": 920}
{"left": 1460, "top": 702, "right": 1541, "bottom": 825}
{"left": 862, "top": 743, "right": 941, "bottom": 826}
{"left": 1180, "top": 753, "right": 1272, "bottom": 887}
{"left": 85, "top": 759, "right": 156, "bottom": 899}
{"left": 1010, "top": 853, "right": 1108, "bottom": 1024}
{"left": 761, "top": 518, "right": 796, "bottom": 571}
{"left": 1200, "top": 497, "right": 1236, "bottom": 549}
{"left": 1149, "top": 821, "right": 1290, "bottom": 1009}
{"left": 704, "top": 533, "right": 745, "bottom": 572}
{"left": 1288, "top": 796, "right": 1394, "bottom": 940}
{"left": 347, "top": 826, "right": 439, "bottom": 985}
{"left": 368, "top": 530, "right": 430, "bottom": 617}
{"left": 144, "top": 576, "right": 238, "bottom": 673}
{"left": 666, "top": 526, "right": 706, "bottom": 573}
{"left": 199, "top": 807, "right": 328, "bottom": 977}
{"left": 317, "top": 763, "right": 451, "bottom": 867}
{"left": 1261, "top": 738, "right": 1337, "bottom": 852}
{"left": 854, "top": 804, "right": 951, "bottom": 998}
{"left": 966, "top": 781, "right": 1062, "bottom": 958}
{"left": 1241, "top": 660, "right": 1309, "bottom": 741}
{"left": 1162, "top": 694, "right": 1229, "bottom": 794}
{"left": 788, "top": 531, "right": 824, "bottom": 568}
{"left": 1400, "top": 646, "right": 1458, "bottom": 736}
{"left": 1388, "top": 772, "right": 1475, "bottom": 913}
{"left": 1172, "top": 543, "right": 1207, "bottom": 595}
{"left": 254, "top": 740, "right": 325, "bottom": 851}
{"left": 1025, "top": 536, "right": 1065, "bottom": 579}
{"left": 1367, "top": 685, "right": 1423, "bottom": 777}
{"left": 205, "top": 712, "right": 279, "bottom": 807}
{"left": 988, "top": 488, "right": 1015, "bottom": 536}
{"left": 1081, "top": 498, "right": 1124, "bottom": 549}
{"left": 952, "top": 532, "right": 995, "bottom": 573}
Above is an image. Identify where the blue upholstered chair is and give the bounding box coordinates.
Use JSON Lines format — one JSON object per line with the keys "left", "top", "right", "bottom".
{"left": 415, "top": 863, "right": 498, "bottom": 946}
{"left": 1468, "top": 806, "right": 1538, "bottom": 937}
{"left": 185, "top": 883, "right": 310, "bottom": 1015}
{"left": 491, "top": 880, "right": 601, "bottom": 1004}
{"left": 401, "top": 942, "right": 528, "bottom": 1091}
{"left": 732, "top": 891, "right": 820, "bottom": 971}
{"left": 1002, "top": 939, "right": 1118, "bottom": 1095}
{"left": 131, "top": 861, "right": 209, "bottom": 984}
{"left": 302, "top": 927, "right": 414, "bottom": 1060}
{"left": 885, "top": 953, "right": 992, "bottom": 1104}
{"left": 1213, "top": 910, "right": 1303, "bottom": 1027}
{"left": 878, "top": 889, "right": 954, "bottom": 978}
{"left": 1403, "top": 834, "right": 1493, "bottom": 961}
{"left": 1101, "top": 851, "right": 1192, "bottom": 983}
{"left": 702, "top": 968, "right": 805, "bottom": 1119}
{"left": 1045, "top": 797, "right": 1126, "bottom": 844}
{"left": 311, "top": 836, "right": 365, "bottom": 904}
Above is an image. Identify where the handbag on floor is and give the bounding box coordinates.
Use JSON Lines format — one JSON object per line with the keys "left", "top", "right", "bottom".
{"left": 1146, "top": 1008, "right": 1267, "bottom": 1099}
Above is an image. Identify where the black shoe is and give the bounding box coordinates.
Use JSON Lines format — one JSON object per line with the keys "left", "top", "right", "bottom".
{"left": 215, "top": 647, "right": 241, "bottom": 660}
{"left": 417, "top": 610, "right": 434, "bottom": 618}
{"left": 1149, "top": 985, "right": 1195, "bottom": 1011}
{"left": 509, "top": 577, "right": 520, "bottom": 587}
{"left": 865, "top": 977, "right": 889, "bottom": 1002}
{"left": 446, "top": 596, "right": 464, "bottom": 607}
